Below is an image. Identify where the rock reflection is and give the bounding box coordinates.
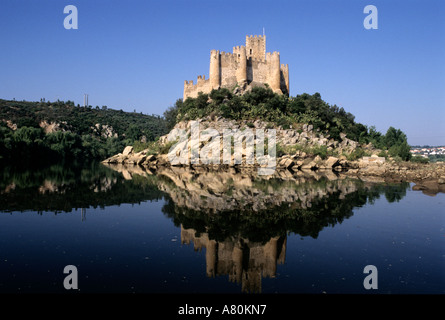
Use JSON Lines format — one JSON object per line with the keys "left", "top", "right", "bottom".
{"left": 0, "top": 163, "right": 410, "bottom": 293}
{"left": 105, "top": 164, "right": 408, "bottom": 293}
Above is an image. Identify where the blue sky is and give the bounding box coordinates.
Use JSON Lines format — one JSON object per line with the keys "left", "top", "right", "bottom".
{"left": 0, "top": 0, "right": 444, "bottom": 145}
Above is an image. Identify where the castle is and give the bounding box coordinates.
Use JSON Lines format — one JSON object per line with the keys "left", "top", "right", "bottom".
{"left": 183, "top": 35, "right": 289, "bottom": 100}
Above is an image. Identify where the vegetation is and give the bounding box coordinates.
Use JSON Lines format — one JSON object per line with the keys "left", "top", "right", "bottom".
{"left": 0, "top": 99, "right": 168, "bottom": 165}
{"left": 410, "top": 156, "right": 429, "bottom": 164}
{"left": 0, "top": 162, "right": 165, "bottom": 213}
{"left": 0, "top": 87, "right": 417, "bottom": 166}
{"left": 166, "top": 87, "right": 413, "bottom": 161}
{"left": 429, "top": 154, "right": 445, "bottom": 163}
{"left": 1, "top": 163, "right": 409, "bottom": 242}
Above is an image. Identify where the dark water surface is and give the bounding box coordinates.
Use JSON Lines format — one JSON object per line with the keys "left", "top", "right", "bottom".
{"left": 0, "top": 163, "right": 443, "bottom": 294}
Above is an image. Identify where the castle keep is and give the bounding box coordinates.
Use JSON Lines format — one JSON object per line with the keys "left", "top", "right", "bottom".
{"left": 184, "top": 35, "right": 289, "bottom": 100}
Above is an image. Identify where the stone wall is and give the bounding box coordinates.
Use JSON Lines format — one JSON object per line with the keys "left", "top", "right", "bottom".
{"left": 220, "top": 52, "right": 238, "bottom": 88}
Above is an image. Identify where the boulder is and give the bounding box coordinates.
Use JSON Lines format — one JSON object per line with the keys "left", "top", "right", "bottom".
{"left": 301, "top": 158, "right": 318, "bottom": 170}
{"left": 360, "top": 165, "right": 386, "bottom": 176}
{"left": 325, "top": 156, "right": 340, "bottom": 168}
{"left": 278, "top": 157, "right": 295, "bottom": 169}
{"left": 122, "top": 146, "right": 134, "bottom": 156}
{"left": 142, "top": 154, "right": 156, "bottom": 165}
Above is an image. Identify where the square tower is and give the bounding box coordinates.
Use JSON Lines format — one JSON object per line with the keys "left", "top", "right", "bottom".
{"left": 246, "top": 35, "right": 266, "bottom": 60}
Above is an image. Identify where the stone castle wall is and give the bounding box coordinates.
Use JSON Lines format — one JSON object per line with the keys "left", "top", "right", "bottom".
{"left": 184, "top": 35, "right": 289, "bottom": 100}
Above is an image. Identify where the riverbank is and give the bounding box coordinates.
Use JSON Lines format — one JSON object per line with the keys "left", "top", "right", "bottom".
{"left": 102, "top": 148, "right": 445, "bottom": 196}
{"left": 102, "top": 117, "right": 445, "bottom": 196}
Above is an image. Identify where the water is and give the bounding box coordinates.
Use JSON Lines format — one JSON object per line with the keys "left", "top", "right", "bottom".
{"left": 0, "top": 163, "right": 443, "bottom": 294}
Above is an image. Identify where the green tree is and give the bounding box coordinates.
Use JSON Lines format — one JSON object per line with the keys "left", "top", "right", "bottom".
{"left": 125, "top": 124, "right": 141, "bottom": 141}
{"left": 163, "top": 99, "right": 181, "bottom": 130}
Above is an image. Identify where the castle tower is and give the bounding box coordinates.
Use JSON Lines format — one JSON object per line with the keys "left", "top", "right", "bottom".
{"left": 209, "top": 50, "right": 221, "bottom": 90}
{"left": 281, "top": 64, "right": 290, "bottom": 95}
{"left": 230, "top": 245, "right": 243, "bottom": 284}
{"left": 206, "top": 240, "right": 217, "bottom": 277}
{"left": 236, "top": 46, "right": 247, "bottom": 84}
{"left": 269, "top": 52, "right": 281, "bottom": 93}
{"left": 246, "top": 35, "right": 266, "bottom": 60}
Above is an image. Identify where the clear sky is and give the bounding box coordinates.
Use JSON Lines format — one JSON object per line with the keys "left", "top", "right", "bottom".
{"left": 0, "top": 0, "right": 444, "bottom": 145}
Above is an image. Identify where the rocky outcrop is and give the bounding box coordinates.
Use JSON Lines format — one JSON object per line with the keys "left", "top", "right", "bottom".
{"left": 39, "top": 120, "right": 66, "bottom": 134}
{"left": 102, "top": 117, "right": 444, "bottom": 195}
{"left": 91, "top": 123, "right": 118, "bottom": 138}
{"left": 343, "top": 159, "right": 445, "bottom": 195}
{"left": 2, "top": 119, "right": 17, "bottom": 131}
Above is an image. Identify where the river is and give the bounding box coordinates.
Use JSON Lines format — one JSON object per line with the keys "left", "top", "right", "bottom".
{"left": 0, "top": 162, "right": 443, "bottom": 293}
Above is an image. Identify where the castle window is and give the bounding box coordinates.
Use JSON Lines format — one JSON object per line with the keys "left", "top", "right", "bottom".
{"left": 250, "top": 49, "right": 252, "bottom": 55}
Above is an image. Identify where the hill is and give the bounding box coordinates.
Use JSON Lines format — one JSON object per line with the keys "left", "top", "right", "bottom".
{"left": 163, "top": 87, "right": 412, "bottom": 161}
{"left": 0, "top": 99, "right": 168, "bottom": 165}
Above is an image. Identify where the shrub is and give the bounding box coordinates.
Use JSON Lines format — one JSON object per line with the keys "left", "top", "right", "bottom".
{"left": 311, "top": 145, "right": 328, "bottom": 160}
{"left": 410, "top": 155, "right": 429, "bottom": 164}
{"left": 159, "top": 139, "right": 179, "bottom": 155}
{"left": 346, "top": 148, "right": 366, "bottom": 161}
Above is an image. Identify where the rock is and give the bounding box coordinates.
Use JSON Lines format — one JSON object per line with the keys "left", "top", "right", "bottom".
{"left": 122, "top": 146, "right": 134, "bottom": 156}
{"left": 325, "top": 156, "right": 340, "bottom": 168}
{"left": 278, "top": 157, "right": 294, "bottom": 169}
{"left": 283, "top": 158, "right": 294, "bottom": 169}
{"left": 360, "top": 165, "right": 386, "bottom": 176}
{"left": 156, "top": 154, "right": 170, "bottom": 166}
{"left": 301, "top": 158, "right": 318, "bottom": 170}
{"left": 143, "top": 154, "right": 156, "bottom": 164}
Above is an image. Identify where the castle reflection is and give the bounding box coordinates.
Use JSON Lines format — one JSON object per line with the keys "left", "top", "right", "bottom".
{"left": 143, "top": 165, "right": 408, "bottom": 293}
{"left": 181, "top": 226, "right": 286, "bottom": 293}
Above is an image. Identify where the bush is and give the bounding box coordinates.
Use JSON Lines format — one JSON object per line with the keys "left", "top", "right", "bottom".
{"left": 410, "top": 155, "right": 429, "bottom": 164}
{"left": 311, "top": 145, "right": 328, "bottom": 160}
{"left": 159, "top": 139, "right": 179, "bottom": 155}
{"left": 378, "top": 150, "right": 387, "bottom": 158}
{"left": 346, "top": 148, "right": 367, "bottom": 161}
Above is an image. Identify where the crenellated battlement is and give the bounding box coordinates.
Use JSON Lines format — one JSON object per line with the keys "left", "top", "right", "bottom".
{"left": 247, "top": 34, "right": 265, "bottom": 39}
{"left": 183, "top": 35, "right": 289, "bottom": 99}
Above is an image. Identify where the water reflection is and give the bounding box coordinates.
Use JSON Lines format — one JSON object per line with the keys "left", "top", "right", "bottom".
{"left": 105, "top": 164, "right": 409, "bottom": 293}
{"left": 0, "top": 163, "right": 411, "bottom": 293}
{"left": 181, "top": 226, "right": 286, "bottom": 293}
{"left": 0, "top": 163, "right": 164, "bottom": 213}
